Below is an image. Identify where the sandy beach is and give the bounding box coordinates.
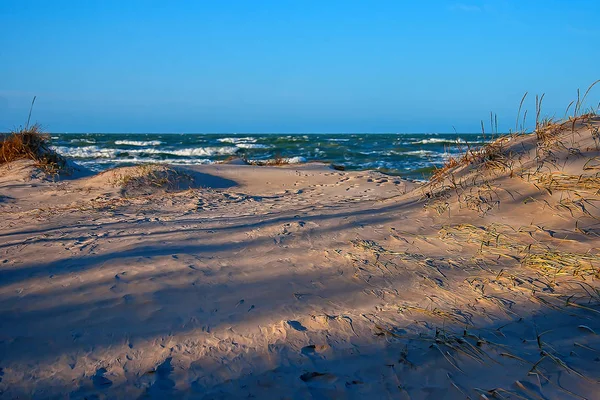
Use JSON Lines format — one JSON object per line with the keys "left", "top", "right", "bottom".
{"left": 1, "top": 117, "right": 600, "bottom": 399}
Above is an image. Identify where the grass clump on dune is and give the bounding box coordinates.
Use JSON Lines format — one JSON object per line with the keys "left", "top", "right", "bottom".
{"left": 109, "top": 164, "right": 195, "bottom": 197}
{"left": 0, "top": 124, "right": 67, "bottom": 175}
{"left": 521, "top": 251, "right": 600, "bottom": 279}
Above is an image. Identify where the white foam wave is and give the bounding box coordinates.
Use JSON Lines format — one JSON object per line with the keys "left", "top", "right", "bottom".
{"left": 170, "top": 146, "right": 240, "bottom": 157}
{"left": 409, "top": 138, "right": 486, "bottom": 145}
{"left": 53, "top": 146, "right": 117, "bottom": 158}
{"left": 285, "top": 156, "right": 307, "bottom": 164}
{"left": 114, "top": 140, "right": 162, "bottom": 146}
{"left": 78, "top": 158, "right": 215, "bottom": 166}
{"left": 413, "top": 138, "right": 467, "bottom": 145}
{"left": 217, "top": 137, "right": 256, "bottom": 144}
{"left": 236, "top": 143, "right": 270, "bottom": 149}
{"left": 402, "top": 150, "right": 435, "bottom": 156}
{"left": 56, "top": 145, "right": 240, "bottom": 158}
{"left": 70, "top": 138, "right": 96, "bottom": 144}
{"left": 283, "top": 135, "right": 309, "bottom": 142}
{"left": 246, "top": 156, "right": 307, "bottom": 165}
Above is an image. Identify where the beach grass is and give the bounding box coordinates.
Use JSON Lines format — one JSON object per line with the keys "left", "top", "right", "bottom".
{"left": 109, "top": 164, "right": 195, "bottom": 197}
{"left": 0, "top": 124, "right": 66, "bottom": 175}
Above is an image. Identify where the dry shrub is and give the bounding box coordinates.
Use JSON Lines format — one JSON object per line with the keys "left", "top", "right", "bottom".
{"left": 0, "top": 124, "right": 66, "bottom": 174}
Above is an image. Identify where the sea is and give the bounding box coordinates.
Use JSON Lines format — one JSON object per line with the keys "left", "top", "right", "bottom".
{"left": 50, "top": 133, "right": 488, "bottom": 180}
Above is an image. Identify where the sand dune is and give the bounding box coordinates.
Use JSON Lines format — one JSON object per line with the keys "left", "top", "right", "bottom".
{"left": 1, "top": 117, "right": 600, "bottom": 399}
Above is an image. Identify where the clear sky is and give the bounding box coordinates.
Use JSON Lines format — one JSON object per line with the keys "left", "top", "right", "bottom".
{"left": 1, "top": 1, "right": 599, "bottom": 133}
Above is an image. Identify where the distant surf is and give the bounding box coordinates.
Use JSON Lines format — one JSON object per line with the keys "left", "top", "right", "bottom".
{"left": 51, "top": 133, "right": 488, "bottom": 179}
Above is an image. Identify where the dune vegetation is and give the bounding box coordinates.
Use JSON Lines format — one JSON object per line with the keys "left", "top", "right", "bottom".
{"left": 0, "top": 124, "right": 66, "bottom": 175}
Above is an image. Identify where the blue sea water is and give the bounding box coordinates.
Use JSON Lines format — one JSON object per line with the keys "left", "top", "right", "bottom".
{"left": 50, "top": 133, "right": 488, "bottom": 179}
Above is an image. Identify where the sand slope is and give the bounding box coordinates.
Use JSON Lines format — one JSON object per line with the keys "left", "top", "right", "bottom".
{"left": 1, "top": 118, "right": 600, "bottom": 399}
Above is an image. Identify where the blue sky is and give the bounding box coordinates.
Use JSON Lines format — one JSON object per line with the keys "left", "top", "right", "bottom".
{"left": 1, "top": 0, "right": 599, "bottom": 133}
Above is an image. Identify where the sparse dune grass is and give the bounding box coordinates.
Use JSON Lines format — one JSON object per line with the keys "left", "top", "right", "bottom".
{"left": 430, "top": 81, "right": 600, "bottom": 189}
{"left": 109, "top": 164, "right": 195, "bottom": 197}
{"left": 413, "top": 84, "right": 600, "bottom": 384}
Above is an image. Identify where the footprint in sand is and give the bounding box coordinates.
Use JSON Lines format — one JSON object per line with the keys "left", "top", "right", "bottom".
{"left": 301, "top": 344, "right": 329, "bottom": 356}
{"left": 92, "top": 368, "right": 112, "bottom": 389}
{"left": 300, "top": 371, "right": 336, "bottom": 383}
{"left": 287, "top": 320, "right": 307, "bottom": 331}
{"left": 141, "top": 357, "right": 176, "bottom": 397}
{"left": 123, "top": 294, "right": 136, "bottom": 304}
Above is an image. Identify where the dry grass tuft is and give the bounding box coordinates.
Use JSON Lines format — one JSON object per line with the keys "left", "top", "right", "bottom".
{"left": 430, "top": 157, "right": 461, "bottom": 183}
{"left": 438, "top": 223, "right": 549, "bottom": 257}
{"left": 521, "top": 251, "right": 600, "bottom": 278}
{"left": 533, "top": 172, "right": 600, "bottom": 193}
{"left": 0, "top": 125, "right": 66, "bottom": 174}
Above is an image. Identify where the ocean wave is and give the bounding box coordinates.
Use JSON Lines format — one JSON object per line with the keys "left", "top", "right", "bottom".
{"left": 78, "top": 158, "right": 215, "bottom": 166}
{"left": 281, "top": 135, "right": 309, "bottom": 142}
{"left": 285, "top": 156, "right": 307, "bottom": 164}
{"left": 402, "top": 150, "right": 435, "bottom": 156}
{"left": 356, "top": 160, "right": 394, "bottom": 169}
{"left": 412, "top": 138, "right": 467, "bottom": 145}
{"left": 53, "top": 146, "right": 117, "bottom": 158}
{"left": 217, "top": 137, "right": 256, "bottom": 144}
{"left": 70, "top": 138, "right": 96, "bottom": 144}
{"left": 114, "top": 140, "right": 162, "bottom": 146}
{"left": 246, "top": 156, "right": 307, "bottom": 165}
{"left": 169, "top": 146, "right": 240, "bottom": 157}
{"left": 236, "top": 143, "right": 271, "bottom": 149}
{"left": 358, "top": 150, "right": 411, "bottom": 156}
{"left": 406, "top": 138, "right": 485, "bottom": 145}
{"left": 56, "top": 145, "right": 241, "bottom": 158}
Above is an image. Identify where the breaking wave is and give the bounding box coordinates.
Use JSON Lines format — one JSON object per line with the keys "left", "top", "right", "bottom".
{"left": 114, "top": 140, "right": 162, "bottom": 146}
